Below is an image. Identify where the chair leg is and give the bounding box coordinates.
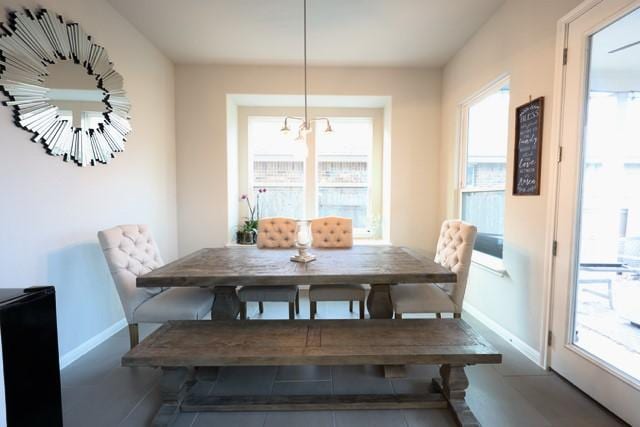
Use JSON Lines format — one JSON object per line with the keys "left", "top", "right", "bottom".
{"left": 289, "top": 302, "right": 295, "bottom": 320}
{"left": 295, "top": 291, "right": 300, "bottom": 314}
{"left": 349, "top": 300, "right": 354, "bottom": 313}
{"left": 239, "top": 302, "right": 247, "bottom": 320}
{"left": 453, "top": 313, "right": 462, "bottom": 319}
{"left": 258, "top": 301, "right": 264, "bottom": 314}
{"left": 359, "top": 300, "right": 365, "bottom": 319}
{"left": 436, "top": 313, "right": 442, "bottom": 319}
{"left": 394, "top": 312, "right": 402, "bottom": 320}
{"left": 128, "top": 323, "right": 139, "bottom": 349}
{"left": 310, "top": 301, "right": 317, "bottom": 319}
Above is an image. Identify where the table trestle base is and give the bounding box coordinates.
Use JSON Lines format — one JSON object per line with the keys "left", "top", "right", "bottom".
{"left": 153, "top": 363, "right": 481, "bottom": 427}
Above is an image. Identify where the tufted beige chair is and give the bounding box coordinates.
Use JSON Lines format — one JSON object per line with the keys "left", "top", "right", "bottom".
{"left": 256, "top": 217, "right": 297, "bottom": 248}
{"left": 308, "top": 217, "right": 367, "bottom": 319}
{"left": 237, "top": 217, "right": 299, "bottom": 319}
{"left": 391, "top": 219, "right": 477, "bottom": 319}
{"left": 98, "top": 225, "right": 213, "bottom": 348}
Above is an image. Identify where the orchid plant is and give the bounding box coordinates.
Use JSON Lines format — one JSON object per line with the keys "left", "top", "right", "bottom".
{"left": 240, "top": 188, "right": 267, "bottom": 233}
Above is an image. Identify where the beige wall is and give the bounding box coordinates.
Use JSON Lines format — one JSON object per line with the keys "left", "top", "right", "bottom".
{"left": 0, "top": 0, "right": 176, "bottom": 358}
{"left": 440, "top": 0, "right": 582, "bottom": 354}
{"left": 176, "top": 65, "right": 441, "bottom": 255}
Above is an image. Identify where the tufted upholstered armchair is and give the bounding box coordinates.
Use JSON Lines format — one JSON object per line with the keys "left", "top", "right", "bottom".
{"left": 98, "top": 224, "right": 214, "bottom": 348}
{"left": 236, "top": 217, "right": 300, "bottom": 319}
{"left": 308, "top": 217, "right": 367, "bottom": 319}
{"left": 391, "top": 219, "right": 477, "bottom": 319}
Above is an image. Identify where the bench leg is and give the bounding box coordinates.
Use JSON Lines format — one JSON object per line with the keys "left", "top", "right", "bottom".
{"left": 211, "top": 286, "right": 240, "bottom": 320}
{"left": 366, "top": 284, "right": 394, "bottom": 319}
{"left": 153, "top": 367, "right": 191, "bottom": 427}
{"left": 239, "top": 302, "right": 247, "bottom": 320}
{"left": 259, "top": 301, "right": 264, "bottom": 314}
{"left": 359, "top": 300, "right": 365, "bottom": 319}
{"left": 310, "top": 301, "right": 317, "bottom": 319}
{"left": 349, "top": 300, "right": 354, "bottom": 312}
{"left": 433, "top": 364, "right": 480, "bottom": 427}
{"left": 128, "top": 323, "right": 139, "bottom": 349}
{"left": 295, "top": 291, "right": 300, "bottom": 314}
{"left": 289, "top": 302, "right": 295, "bottom": 320}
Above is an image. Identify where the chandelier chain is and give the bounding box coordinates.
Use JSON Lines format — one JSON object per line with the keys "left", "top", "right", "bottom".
{"left": 303, "top": 0, "right": 308, "bottom": 127}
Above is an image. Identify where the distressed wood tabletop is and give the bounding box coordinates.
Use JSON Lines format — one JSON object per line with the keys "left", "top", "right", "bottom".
{"left": 136, "top": 246, "right": 456, "bottom": 288}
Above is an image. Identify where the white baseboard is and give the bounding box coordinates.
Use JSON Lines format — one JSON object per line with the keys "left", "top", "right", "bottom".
{"left": 59, "top": 318, "right": 127, "bottom": 369}
{"left": 464, "top": 302, "right": 543, "bottom": 368}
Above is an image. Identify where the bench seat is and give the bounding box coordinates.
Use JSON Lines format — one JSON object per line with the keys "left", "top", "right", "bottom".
{"left": 123, "top": 319, "right": 501, "bottom": 427}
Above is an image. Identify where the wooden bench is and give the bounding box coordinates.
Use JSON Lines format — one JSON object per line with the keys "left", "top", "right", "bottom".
{"left": 123, "top": 319, "right": 502, "bottom": 427}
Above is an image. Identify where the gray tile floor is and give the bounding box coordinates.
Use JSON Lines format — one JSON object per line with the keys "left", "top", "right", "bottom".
{"left": 61, "top": 294, "right": 628, "bottom": 427}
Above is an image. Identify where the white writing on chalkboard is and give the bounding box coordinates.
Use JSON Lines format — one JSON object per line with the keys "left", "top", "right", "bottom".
{"left": 514, "top": 98, "right": 543, "bottom": 195}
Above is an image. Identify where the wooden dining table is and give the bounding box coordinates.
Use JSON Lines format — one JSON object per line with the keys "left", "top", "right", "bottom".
{"left": 137, "top": 245, "right": 457, "bottom": 319}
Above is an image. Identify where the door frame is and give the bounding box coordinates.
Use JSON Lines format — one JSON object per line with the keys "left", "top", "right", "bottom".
{"left": 540, "top": 0, "right": 604, "bottom": 370}
{"left": 542, "top": 0, "right": 640, "bottom": 385}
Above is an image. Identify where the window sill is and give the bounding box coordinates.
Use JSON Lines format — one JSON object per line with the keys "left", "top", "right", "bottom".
{"left": 225, "top": 243, "right": 256, "bottom": 248}
{"left": 471, "top": 250, "right": 508, "bottom": 277}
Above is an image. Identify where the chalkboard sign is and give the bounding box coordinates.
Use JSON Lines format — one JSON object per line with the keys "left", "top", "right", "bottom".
{"left": 513, "top": 97, "right": 544, "bottom": 195}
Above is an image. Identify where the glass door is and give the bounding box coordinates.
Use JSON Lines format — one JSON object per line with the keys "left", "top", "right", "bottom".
{"left": 551, "top": 1, "right": 640, "bottom": 424}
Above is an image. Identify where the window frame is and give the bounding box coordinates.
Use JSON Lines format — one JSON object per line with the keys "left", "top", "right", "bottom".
{"left": 458, "top": 75, "right": 510, "bottom": 272}
{"left": 244, "top": 112, "right": 382, "bottom": 239}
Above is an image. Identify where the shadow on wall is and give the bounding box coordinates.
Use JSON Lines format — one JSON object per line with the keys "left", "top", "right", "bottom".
{"left": 47, "top": 242, "right": 124, "bottom": 356}
{"left": 466, "top": 240, "right": 537, "bottom": 348}
{"left": 501, "top": 241, "right": 536, "bottom": 343}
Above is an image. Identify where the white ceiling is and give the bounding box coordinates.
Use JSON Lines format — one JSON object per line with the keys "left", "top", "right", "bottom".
{"left": 107, "top": 0, "right": 505, "bottom": 66}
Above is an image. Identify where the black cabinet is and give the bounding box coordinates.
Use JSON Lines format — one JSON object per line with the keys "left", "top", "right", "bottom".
{"left": 0, "top": 287, "right": 63, "bottom": 427}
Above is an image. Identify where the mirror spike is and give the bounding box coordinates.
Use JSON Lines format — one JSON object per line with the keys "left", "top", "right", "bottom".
{"left": 0, "top": 8, "right": 130, "bottom": 166}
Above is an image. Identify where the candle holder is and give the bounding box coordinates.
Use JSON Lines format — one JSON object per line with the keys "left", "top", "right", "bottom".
{"left": 290, "top": 219, "right": 316, "bottom": 263}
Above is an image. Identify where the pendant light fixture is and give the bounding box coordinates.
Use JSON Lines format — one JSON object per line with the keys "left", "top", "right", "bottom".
{"left": 281, "top": 0, "right": 332, "bottom": 141}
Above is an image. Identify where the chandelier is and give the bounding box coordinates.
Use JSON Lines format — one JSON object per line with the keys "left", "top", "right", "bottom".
{"left": 281, "top": 0, "right": 332, "bottom": 141}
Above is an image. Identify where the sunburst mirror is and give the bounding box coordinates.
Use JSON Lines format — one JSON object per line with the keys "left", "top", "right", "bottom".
{"left": 0, "top": 9, "right": 131, "bottom": 166}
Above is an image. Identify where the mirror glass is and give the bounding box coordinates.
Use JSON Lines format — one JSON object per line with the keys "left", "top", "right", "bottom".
{"left": 44, "top": 61, "right": 107, "bottom": 129}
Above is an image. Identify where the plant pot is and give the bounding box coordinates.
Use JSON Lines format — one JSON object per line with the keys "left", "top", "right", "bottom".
{"left": 236, "top": 230, "right": 256, "bottom": 245}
